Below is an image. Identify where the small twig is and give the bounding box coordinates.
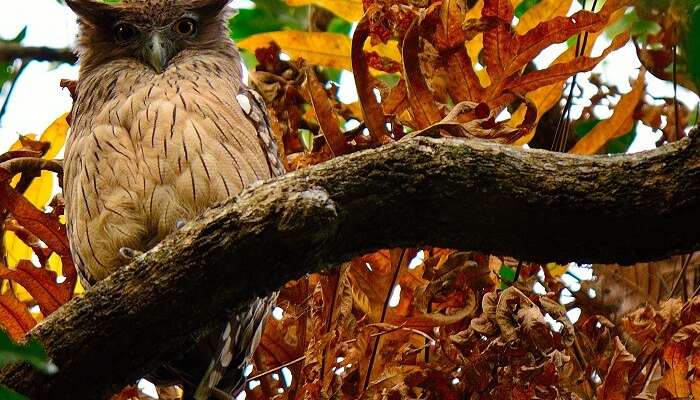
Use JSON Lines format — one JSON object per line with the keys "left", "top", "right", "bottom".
{"left": 0, "top": 43, "right": 76, "bottom": 64}
{"left": 246, "top": 356, "right": 306, "bottom": 383}
{"left": 0, "top": 157, "right": 64, "bottom": 178}
{"left": 511, "top": 260, "right": 523, "bottom": 285}
{"left": 667, "top": 253, "right": 693, "bottom": 300}
{"left": 248, "top": 323, "right": 435, "bottom": 384}
{"left": 363, "top": 250, "right": 406, "bottom": 391}
{"left": 672, "top": 27, "right": 681, "bottom": 140}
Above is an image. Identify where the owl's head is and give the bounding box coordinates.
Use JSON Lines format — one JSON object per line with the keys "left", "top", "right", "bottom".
{"left": 66, "top": 0, "right": 235, "bottom": 73}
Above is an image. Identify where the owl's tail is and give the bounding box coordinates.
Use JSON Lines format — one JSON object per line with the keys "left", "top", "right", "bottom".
{"left": 193, "top": 293, "right": 279, "bottom": 400}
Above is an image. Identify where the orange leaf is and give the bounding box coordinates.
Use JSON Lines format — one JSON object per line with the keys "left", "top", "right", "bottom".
{"left": 502, "top": 32, "right": 630, "bottom": 96}
{"left": 0, "top": 293, "right": 37, "bottom": 340}
{"left": 304, "top": 66, "right": 348, "bottom": 156}
{"left": 402, "top": 16, "right": 444, "bottom": 129}
{"left": 506, "top": 10, "right": 614, "bottom": 78}
{"left": 596, "top": 337, "right": 635, "bottom": 400}
{"left": 570, "top": 69, "right": 646, "bottom": 155}
{"left": 0, "top": 261, "right": 71, "bottom": 316}
{"left": 659, "top": 343, "right": 691, "bottom": 399}
{"left": 352, "top": 12, "right": 392, "bottom": 144}
{"left": 0, "top": 183, "right": 69, "bottom": 258}
{"left": 482, "top": 0, "right": 516, "bottom": 81}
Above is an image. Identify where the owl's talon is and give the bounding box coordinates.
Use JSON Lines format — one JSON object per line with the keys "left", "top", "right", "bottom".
{"left": 176, "top": 219, "right": 187, "bottom": 230}
{"left": 119, "top": 247, "right": 144, "bottom": 260}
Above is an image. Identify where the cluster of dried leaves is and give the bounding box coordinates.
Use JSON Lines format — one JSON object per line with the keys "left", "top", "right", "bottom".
{"left": 0, "top": 114, "right": 76, "bottom": 341}
{"left": 238, "top": 0, "right": 700, "bottom": 398}
{"left": 1, "top": 0, "right": 699, "bottom": 399}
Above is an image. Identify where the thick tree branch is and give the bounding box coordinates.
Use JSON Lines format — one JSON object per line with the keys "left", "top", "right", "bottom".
{"left": 0, "top": 43, "right": 77, "bottom": 64}
{"left": 1, "top": 134, "right": 699, "bottom": 399}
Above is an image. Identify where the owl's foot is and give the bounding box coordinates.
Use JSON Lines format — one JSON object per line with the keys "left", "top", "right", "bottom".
{"left": 176, "top": 219, "right": 187, "bottom": 230}
{"left": 119, "top": 247, "right": 144, "bottom": 260}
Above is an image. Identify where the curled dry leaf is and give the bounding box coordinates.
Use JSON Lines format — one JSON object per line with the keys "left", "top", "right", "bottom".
{"left": 596, "top": 337, "right": 637, "bottom": 400}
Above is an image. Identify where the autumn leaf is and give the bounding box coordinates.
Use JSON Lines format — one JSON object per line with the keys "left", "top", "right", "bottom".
{"left": 570, "top": 69, "right": 646, "bottom": 155}
{"left": 0, "top": 293, "right": 36, "bottom": 341}
{"left": 304, "top": 66, "right": 348, "bottom": 156}
{"left": 514, "top": 0, "right": 573, "bottom": 35}
{"left": 0, "top": 261, "right": 72, "bottom": 316}
{"left": 659, "top": 343, "right": 691, "bottom": 399}
{"left": 596, "top": 337, "right": 635, "bottom": 400}
{"left": 285, "top": 0, "right": 363, "bottom": 22}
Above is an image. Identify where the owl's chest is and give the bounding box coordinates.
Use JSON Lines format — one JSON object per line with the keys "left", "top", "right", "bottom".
{"left": 68, "top": 72, "right": 270, "bottom": 220}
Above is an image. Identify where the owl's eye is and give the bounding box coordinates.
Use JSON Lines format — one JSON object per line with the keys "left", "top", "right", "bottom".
{"left": 114, "top": 23, "right": 138, "bottom": 42}
{"left": 174, "top": 18, "right": 197, "bottom": 36}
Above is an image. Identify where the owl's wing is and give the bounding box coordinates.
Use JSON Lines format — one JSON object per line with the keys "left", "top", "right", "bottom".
{"left": 193, "top": 85, "right": 285, "bottom": 400}
{"left": 236, "top": 86, "right": 285, "bottom": 178}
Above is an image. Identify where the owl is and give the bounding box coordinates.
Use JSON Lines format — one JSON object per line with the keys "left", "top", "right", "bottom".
{"left": 62, "top": 0, "right": 284, "bottom": 398}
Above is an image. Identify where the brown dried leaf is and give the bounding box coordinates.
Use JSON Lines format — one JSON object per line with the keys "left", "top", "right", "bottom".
{"left": 658, "top": 343, "right": 691, "bottom": 399}
{"left": 596, "top": 337, "right": 636, "bottom": 400}
{"left": 352, "top": 13, "right": 392, "bottom": 144}
{"left": 304, "top": 66, "right": 348, "bottom": 156}
{"left": 402, "top": 15, "right": 444, "bottom": 129}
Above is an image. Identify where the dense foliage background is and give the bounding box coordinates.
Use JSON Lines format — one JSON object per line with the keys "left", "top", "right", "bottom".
{"left": 0, "top": 0, "right": 699, "bottom": 399}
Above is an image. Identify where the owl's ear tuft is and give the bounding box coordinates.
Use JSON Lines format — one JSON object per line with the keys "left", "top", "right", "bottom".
{"left": 65, "top": 0, "right": 118, "bottom": 26}
{"left": 190, "top": 0, "right": 233, "bottom": 17}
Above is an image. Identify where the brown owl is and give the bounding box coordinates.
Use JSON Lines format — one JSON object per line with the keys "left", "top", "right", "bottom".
{"left": 62, "top": 0, "right": 284, "bottom": 398}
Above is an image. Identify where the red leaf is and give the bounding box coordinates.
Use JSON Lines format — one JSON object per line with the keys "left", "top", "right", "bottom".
{"left": 0, "top": 293, "right": 37, "bottom": 340}
{"left": 0, "top": 261, "right": 72, "bottom": 316}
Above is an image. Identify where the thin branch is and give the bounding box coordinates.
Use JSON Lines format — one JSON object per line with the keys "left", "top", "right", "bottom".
{"left": 0, "top": 44, "right": 76, "bottom": 64}
{"left": 363, "top": 250, "right": 405, "bottom": 390}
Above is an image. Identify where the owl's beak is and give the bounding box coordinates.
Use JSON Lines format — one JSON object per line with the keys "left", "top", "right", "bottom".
{"left": 146, "top": 33, "right": 169, "bottom": 74}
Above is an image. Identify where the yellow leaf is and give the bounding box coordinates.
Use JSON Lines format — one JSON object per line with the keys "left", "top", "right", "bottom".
{"left": 238, "top": 31, "right": 400, "bottom": 73}
{"left": 239, "top": 31, "right": 353, "bottom": 70}
{"left": 285, "top": 0, "right": 363, "bottom": 22}
{"left": 546, "top": 262, "right": 568, "bottom": 278}
{"left": 569, "top": 69, "right": 645, "bottom": 155}
{"left": 515, "top": 0, "right": 573, "bottom": 35}
{"left": 3, "top": 113, "right": 69, "bottom": 283}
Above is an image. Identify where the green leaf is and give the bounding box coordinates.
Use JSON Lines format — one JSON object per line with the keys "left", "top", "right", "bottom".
{"left": 299, "top": 128, "right": 314, "bottom": 151}
{"left": 686, "top": 5, "right": 700, "bottom": 91}
{"left": 0, "top": 330, "right": 57, "bottom": 374}
{"left": 573, "top": 118, "right": 601, "bottom": 138}
{"left": 574, "top": 118, "right": 636, "bottom": 154}
{"left": 229, "top": 0, "right": 308, "bottom": 42}
{"left": 327, "top": 17, "right": 353, "bottom": 35}
{"left": 499, "top": 264, "right": 516, "bottom": 289}
{"left": 515, "top": 0, "right": 541, "bottom": 18}
{"left": 606, "top": 124, "right": 637, "bottom": 154}
{"left": 0, "top": 385, "right": 29, "bottom": 400}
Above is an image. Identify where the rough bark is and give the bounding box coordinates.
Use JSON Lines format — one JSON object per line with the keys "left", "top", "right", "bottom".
{"left": 1, "top": 134, "right": 700, "bottom": 399}
{"left": 0, "top": 44, "right": 77, "bottom": 64}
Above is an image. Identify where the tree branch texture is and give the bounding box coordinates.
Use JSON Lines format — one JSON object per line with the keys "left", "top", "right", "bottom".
{"left": 1, "top": 134, "right": 699, "bottom": 399}
{"left": 0, "top": 44, "right": 77, "bottom": 64}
